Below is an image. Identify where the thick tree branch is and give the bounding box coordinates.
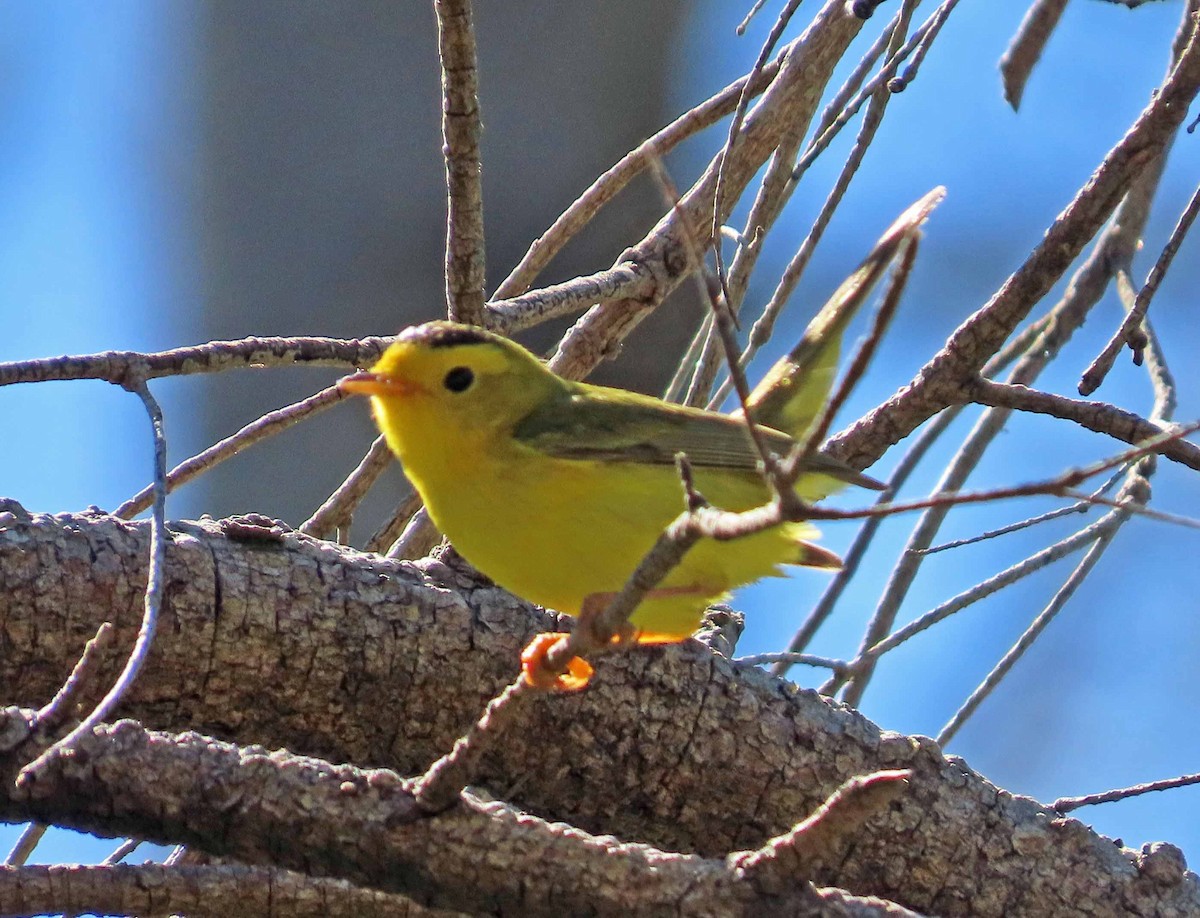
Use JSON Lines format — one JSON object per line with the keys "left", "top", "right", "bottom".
{"left": 1, "top": 510, "right": 1197, "bottom": 916}
{"left": 0, "top": 712, "right": 919, "bottom": 917}
{"left": 0, "top": 863, "right": 423, "bottom": 918}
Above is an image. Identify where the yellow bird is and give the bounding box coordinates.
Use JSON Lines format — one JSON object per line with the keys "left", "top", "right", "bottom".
{"left": 338, "top": 191, "right": 939, "bottom": 690}
{"left": 340, "top": 321, "right": 880, "bottom": 689}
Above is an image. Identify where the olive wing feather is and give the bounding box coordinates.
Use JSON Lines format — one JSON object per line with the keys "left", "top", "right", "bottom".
{"left": 513, "top": 387, "right": 882, "bottom": 491}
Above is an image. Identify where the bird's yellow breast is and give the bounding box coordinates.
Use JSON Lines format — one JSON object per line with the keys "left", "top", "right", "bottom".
{"left": 381, "top": 391, "right": 810, "bottom": 636}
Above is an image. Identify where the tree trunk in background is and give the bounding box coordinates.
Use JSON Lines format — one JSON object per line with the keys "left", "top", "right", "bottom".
{"left": 194, "top": 1, "right": 690, "bottom": 526}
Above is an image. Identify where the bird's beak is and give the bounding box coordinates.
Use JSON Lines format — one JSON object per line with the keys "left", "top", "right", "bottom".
{"left": 338, "top": 371, "right": 424, "bottom": 397}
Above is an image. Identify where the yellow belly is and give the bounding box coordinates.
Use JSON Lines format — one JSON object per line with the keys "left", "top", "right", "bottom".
{"left": 409, "top": 436, "right": 814, "bottom": 638}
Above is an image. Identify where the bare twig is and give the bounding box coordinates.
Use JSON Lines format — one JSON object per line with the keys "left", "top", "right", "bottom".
{"left": 830, "top": 508, "right": 1127, "bottom": 691}
{"left": 832, "top": 28, "right": 1192, "bottom": 701}
{"left": 300, "top": 435, "right": 393, "bottom": 539}
{"left": 31, "top": 623, "right": 116, "bottom": 732}
{"left": 791, "top": 217, "right": 921, "bottom": 462}
{"left": 831, "top": 16, "right": 1200, "bottom": 471}
{"left": 547, "top": 2, "right": 865, "bottom": 383}
{"left": 791, "top": 0, "right": 958, "bottom": 184}
{"left": 99, "top": 838, "right": 143, "bottom": 866}
{"left": 411, "top": 679, "right": 532, "bottom": 813}
{"left": 937, "top": 277, "right": 1182, "bottom": 742}
{"left": 732, "top": 769, "right": 911, "bottom": 877}
{"left": 773, "top": 406, "right": 964, "bottom": 671}
{"left": 1000, "top": 0, "right": 1070, "bottom": 110}
{"left": 969, "top": 379, "right": 1200, "bottom": 472}
{"left": 3, "top": 823, "right": 46, "bottom": 867}
{"left": 936, "top": 522, "right": 1123, "bottom": 746}
{"left": 0, "top": 337, "right": 391, "bottom": 387}
{"left": 646, "top": 155, "right": 782, "bottom": 475}
{"left": 889, "top": 0, "right": 962, "bottom": 91}
{"left": 1054, "top": 772, "right": 1200, "bottom": 814}
{"left": 736, "top": 651, "right": 849, "bottom": 674}
{"left": 708, "top": 3, "right": 918, "bottom": 410}
{"left": 488, "top": 263, "right": 658, "bottom": 334}
{"left": 711, "top": 0, "right": 805, "bottom": 300}
{"left": 365, "top": 489, "right": 423, "bottom": 555}
{"left": 117, "top": 385, "right": 346, "bottom": 519}
{"left": 437, "top": 0, "right": 486, "bottom": 325}
{"left": 386, "top": 505, "right": 443, "bottom": 560}
{"left": 916, "top": 470, "right": 1122, "bottom": 555}
{"left": 493, "top": 61, "right": 783, "bottom": 300}
{"left": 17, "top": 376, "right": 170, "bottom": 786}
{"left": 1079, "top": 179, "right": 1200, "bottom": 395}
{"left": 806, "top": 422, "right": 1200, "bottom": 526}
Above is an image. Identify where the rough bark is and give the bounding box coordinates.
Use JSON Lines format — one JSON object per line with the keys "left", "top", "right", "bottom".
{"left": 1, "top": 509, "right": 1196, "bottom": 916}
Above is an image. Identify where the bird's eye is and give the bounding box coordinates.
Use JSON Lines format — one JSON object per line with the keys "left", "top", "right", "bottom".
{"left": 443, "top": 366, "right": 474, "bottom": 393}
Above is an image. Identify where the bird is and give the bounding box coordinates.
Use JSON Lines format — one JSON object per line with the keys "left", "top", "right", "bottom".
{"left": 339, "top": 320, "right": 882, "bottom": 690}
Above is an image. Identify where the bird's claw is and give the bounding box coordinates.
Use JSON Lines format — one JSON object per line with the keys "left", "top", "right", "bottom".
{"left": 520, "top": 633, "right": 595, "bottom": 692}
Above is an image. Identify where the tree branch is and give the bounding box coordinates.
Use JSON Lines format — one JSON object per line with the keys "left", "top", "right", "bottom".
{"left": 1, "top": 509, "right": 1197, "bottom": 916}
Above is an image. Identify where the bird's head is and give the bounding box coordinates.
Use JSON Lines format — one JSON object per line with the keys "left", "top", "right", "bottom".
{"left": 339, "top": 321, "right": 564, "bottom": 458}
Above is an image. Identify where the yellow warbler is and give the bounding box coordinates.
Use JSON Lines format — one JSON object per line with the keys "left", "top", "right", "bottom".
{"left": 340, "top": 322, "right": 878, "bottom": 689}
{"left": 339, "top": 191, "right": 940, "bottom": 689}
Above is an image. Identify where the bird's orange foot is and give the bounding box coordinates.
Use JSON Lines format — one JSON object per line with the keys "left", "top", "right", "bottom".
{"left": 520, "top": 632, "right": 595, "bottom": 692}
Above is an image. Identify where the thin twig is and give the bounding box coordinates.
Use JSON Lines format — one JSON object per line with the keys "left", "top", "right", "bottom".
{"left": 936, "top": 525, "right": 1122, "bottom": 746}
{"left": 831, "top": 14, "right": 1200, "bottom": 471}
{"left": 1079, "top": 179, "right": 1200, "bottom": 395}
{"left": 0, "top": 336, "right": 391, "bottom": 387}
{"left": 1053, "top": 772, "right": 1200, "bottom": 814}
{"left": 836, "top": 136, "right": 1180, "bottom": 703}
{"left": 805, "top": 421, "right": 1200, "bottom": 525}
{"left": 100, "top": 838, "right": 143, "bottom": 866}
{"left": 386, "top": 505, "right": 443, "bottom": 560}
{"left": 545, "top": 3, "right": 867, "bottom": 383}
{"left": 791, "top": 220, "right": 921, "bottom": 463}
{"left": 488, "top": 263, "right": 659, "bottom": 334}
{"left": 3, "top": 823, "right": 47, "bottom": 867}
{"left": 365, "top": 489, "right": 423, "bottom": 555}
{"left": 937, "top": 277, "right": 1181, "bottom": 743}
{"left": 774, "top": 296, "right": 1050, "bottom": 674}
{"left": 17, "top": 375, "right": 170, "bottom": 786}
{"left": 773, "top": 407, "right": 963, "bottom": 672}
{"left": 708, "top": 2, "right": 918, "bottom": 409}
{"left": 737, "top": 0, "right": 772, "bottom": 35}
{"left": 733, "top": 770, "right": 911, "bottom": 877}
{"left": 832, "top": 508, "right": 1126, "bottom": 690}
{"left": 31, "top": 622, "right": 116, "bottom": 732}
{"left": 889, "top": 0, "right": 963, "bottom": 91}
{"left": 117, "top": 384, "right": 346, "bottom": 519}
{"left": 436, "top": 0, "right": 486, "bottom": 325}
{"left": 646, "top": 155, "right": 781, "bottom": 476}
{"left": 791, "top": 0, "right": 957, "bottom": 184}
{"left": 916, "top": 469, "right": 1123, "bottom": 555}
{"left": 711, "top": 0, "right": 805, "bottom": 302}
{"left": 736, "top": 651, "right": 849, "bottom": 673}
{"left": 999, "top": 0, "right": 1070, "bottom": 110}
{"left": 301, "top": 435, "right": 393, "bottom": 539}
{"left": 412, "top": 679, "right": 533, "bottom": 812}
{"left": 493, "top": 61, "right": 783, "bottom": 300}
{"left": 970, "top": 379, "right": 1200, "bottom": 472}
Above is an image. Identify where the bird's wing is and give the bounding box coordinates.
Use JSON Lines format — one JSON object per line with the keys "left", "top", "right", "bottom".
{"left": 513, "top": 386, "right": 882, "bottom": 490}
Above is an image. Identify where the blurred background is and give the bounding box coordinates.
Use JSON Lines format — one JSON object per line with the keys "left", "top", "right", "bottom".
{"left": 2, "top": 0, "right": 1198, "bottom": 868}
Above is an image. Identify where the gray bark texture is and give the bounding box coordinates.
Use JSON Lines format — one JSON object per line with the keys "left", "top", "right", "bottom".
{"left": 0, "top": 508, "right": 1196, "bottom": 916}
